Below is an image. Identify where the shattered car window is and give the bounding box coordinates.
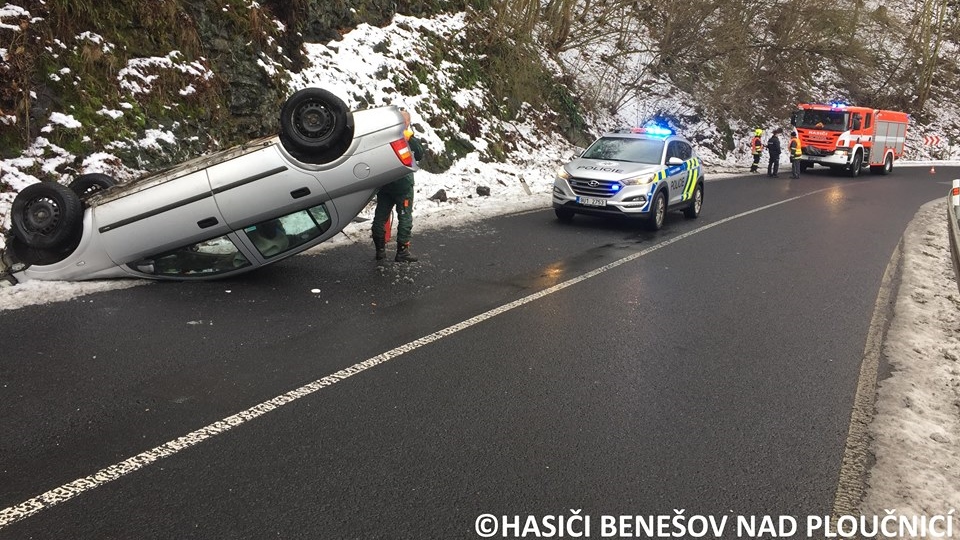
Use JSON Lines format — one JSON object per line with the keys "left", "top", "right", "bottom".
{"left": 244, "top": 203, "right": 333, "bottom": 259}
{"left": 131, "top": 235, "right": 250, "bottom": 276}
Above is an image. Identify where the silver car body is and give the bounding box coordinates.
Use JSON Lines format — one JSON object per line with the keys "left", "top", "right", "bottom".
{"left": 9, "top": 106, "right": 413, "bottom": 282}
{"left": 552, "top": 130, "right": 703, "bottom": 219}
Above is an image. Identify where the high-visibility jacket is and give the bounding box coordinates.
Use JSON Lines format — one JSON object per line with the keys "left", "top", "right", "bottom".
{"left": 752, "top": 136, "right": 763, "bottom": 155}
{"left": 789, "top": 136, "right": 801, "bottom": 158}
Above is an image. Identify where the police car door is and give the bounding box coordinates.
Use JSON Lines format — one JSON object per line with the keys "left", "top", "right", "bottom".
{"left": 665, "top": 141, "right": 689, "bottom": 206}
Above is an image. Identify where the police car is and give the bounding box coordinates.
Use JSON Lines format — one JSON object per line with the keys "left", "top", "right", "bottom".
{"left": 552, "top": 127, "right": 704, "bottom": 230}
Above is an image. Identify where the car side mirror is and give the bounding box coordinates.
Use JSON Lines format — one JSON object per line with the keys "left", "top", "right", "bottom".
{"left": 667, "top": 157, "right": 684, "bottom": 165}
{"left": 574, "top": 146, "right": 586, "bottom": 158}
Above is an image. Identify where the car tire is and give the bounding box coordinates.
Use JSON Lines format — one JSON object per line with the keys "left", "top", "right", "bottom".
{"left": 555, "top": 208, "right": 575, "bottom": 223}
{"left": 7, "top": 237, "right": 74, "bottom": 266}
{"left": 279, "top": 87, "right": 354, "bottom": 164}
{"left": 683, "top": 183, "right": 703, "bottom": 219}
{"left": 11, "top": 182, "right": 83, "bottom": 250}
{"left": 69, "top": 173, "right": 116, "bottom": 199}
{"left": 647, "top": 190, "right": 666, "bottom": 231}
{"left": 800, "top": 162, "right": 810, "bottom": 171}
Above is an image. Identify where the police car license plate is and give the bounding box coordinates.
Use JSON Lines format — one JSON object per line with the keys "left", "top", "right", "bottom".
{"left": 577, "top": 196, "right": 606, "bottom": 207}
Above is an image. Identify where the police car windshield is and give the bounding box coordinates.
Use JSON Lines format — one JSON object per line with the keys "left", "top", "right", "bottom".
{"left": 582, "top": 137, "right": 664, "bottom": 164}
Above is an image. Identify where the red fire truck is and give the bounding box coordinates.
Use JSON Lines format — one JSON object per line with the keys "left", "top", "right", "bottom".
{"left": 790, "top": 103, "right": 909, "bottom": 177}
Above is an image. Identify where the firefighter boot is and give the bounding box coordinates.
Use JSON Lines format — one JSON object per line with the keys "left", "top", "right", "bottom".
{"left": 395, "top": 242, "right": 418, "bottom": 263}
{"left": 373, "top": 237, "right": 386, "bottom": 261}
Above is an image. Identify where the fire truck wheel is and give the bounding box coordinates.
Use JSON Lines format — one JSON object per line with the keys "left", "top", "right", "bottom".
{"left": 871, "top": 154, "right": 893, "bottom": 175}
{"left": 848, "top": 151, "right": 863, "bottom": 178}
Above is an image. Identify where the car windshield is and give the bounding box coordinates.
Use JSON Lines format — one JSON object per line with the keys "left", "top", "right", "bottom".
{"left": 796, "top": 110, "right": 848, "bottom": 131}
{"left": 581, "top": 137, "right": 665, "bottom": 165}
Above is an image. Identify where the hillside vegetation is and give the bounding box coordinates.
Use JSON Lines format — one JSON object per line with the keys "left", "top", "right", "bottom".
{"left": 0, "top": 0, "right": 958, "bottom": 185}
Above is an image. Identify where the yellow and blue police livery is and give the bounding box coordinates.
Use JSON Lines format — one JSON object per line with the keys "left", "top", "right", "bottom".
{"left": 551, "top": 126, "right": 704, "bottom": 230}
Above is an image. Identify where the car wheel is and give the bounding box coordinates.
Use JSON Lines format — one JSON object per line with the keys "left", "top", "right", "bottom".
{"left": 279, "top": 88, "right": 354, "bottom": 164}
{"left": 683, "top": 184, "right": 703, "bottom": 219}
{"left": 7, "top": 237, "right": 73, "bottom": 266}
{"left": 848, "top": 151, "right": 862, "bottom": 177}
{"left": 799, "top": 162, "right": 810, "bottom": 171}
{"left": 647, "top": 190, "right": 666, "bottom": 231}
{"left": 69, "top": 173, "right": 116, "bottom": 199}
{"left": 555, "top": 208, "right": 575, "bottom": 223}
{"left": 11, "top": 182, "right": 83, "bottom": 250}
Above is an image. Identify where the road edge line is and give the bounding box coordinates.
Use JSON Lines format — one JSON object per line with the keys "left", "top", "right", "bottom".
{"left": 830, "top": 237, "right": 903, "bottom": 521}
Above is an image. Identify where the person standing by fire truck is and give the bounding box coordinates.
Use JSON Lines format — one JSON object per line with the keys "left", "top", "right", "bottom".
{"left": 788, "top": 129, "right": 802, "bottom": 178}
{"left": 766, "top": 128, "right": 782, "bottom": 177}
{"left": 750, "top": 128, "right": 763, "bottom": 172}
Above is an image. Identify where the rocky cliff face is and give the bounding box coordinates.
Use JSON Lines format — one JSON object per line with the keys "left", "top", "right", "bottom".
{"left": 0, "top": 0, "right": 467, "bottom": 179}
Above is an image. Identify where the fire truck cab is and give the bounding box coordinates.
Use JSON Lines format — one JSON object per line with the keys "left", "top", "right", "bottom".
{"left": 790, "top": 103, "right": 909, "bottom": 177}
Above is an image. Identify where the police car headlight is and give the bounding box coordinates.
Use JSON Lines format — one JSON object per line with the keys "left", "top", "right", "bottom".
{"left": 620, "top": 174, "right": 655, "bottom": 185}
{"left": 556, "top": 168, "right": 571, "bottom": 180}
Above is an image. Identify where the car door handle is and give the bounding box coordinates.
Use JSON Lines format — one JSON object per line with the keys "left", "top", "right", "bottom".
{"left": 197, "top": 217, "right": 219, "bottom": 229}
{"left": 290, "top": 187, "right": 311, "bottom": 199}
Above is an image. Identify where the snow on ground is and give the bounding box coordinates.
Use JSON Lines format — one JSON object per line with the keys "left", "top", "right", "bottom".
{"left": 862, "top": 199, "right": 960, "bottom": 521}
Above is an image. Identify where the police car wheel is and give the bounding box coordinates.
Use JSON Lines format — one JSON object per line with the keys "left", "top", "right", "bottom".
{"left": 647, "top": 191, "right": 666, "bottom": 231}
{"left": 555, "top": 208, "right": 575, "bottom": 223}
{"left": 683, "top": 184, "right": 703, "bottom": 219}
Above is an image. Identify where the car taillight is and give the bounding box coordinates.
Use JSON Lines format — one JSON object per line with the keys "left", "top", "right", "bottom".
{"left": 390, "top": 139, "right": 413, "bottom": 166}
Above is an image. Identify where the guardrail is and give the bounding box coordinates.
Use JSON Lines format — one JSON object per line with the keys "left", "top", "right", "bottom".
{"left": 948, "top": 179, "right": 960, "bottom": 293}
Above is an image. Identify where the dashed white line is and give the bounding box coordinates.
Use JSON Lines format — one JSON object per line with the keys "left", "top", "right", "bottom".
{"left": 0, "top": 187, "right": 835, "bottom": 530}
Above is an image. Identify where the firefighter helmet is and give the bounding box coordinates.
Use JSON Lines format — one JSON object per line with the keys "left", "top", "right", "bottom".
{"left": 754, "top": 128, "right": 763, "bottom": 136}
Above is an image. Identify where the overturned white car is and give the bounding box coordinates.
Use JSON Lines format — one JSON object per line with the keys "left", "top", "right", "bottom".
{"left": 1, "top": 88, "right": 416, "bottom": 283}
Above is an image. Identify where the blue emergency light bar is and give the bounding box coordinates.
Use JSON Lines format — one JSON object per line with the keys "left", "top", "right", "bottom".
{"left": 618, "top": 125, "right": 673, "bottom": 137}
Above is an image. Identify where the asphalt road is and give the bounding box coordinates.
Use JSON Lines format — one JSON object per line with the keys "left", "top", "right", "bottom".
{"left": 0, "top": 165, "right": 953, "bottom": 539}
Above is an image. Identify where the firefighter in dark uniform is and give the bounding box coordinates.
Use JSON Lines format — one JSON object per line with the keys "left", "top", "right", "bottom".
{"left": 788, "top": 129, "right": 802, "bottom": 178}
{"left": 750, "top": 128, "right": 763, "bottom": 172}
{"left": 372, "top": 109, "right": 424, "bottom": 262}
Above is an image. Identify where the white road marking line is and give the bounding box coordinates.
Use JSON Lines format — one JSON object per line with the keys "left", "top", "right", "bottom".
{"left": 0, "top": 187, "right": 835, "bottom": 530}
